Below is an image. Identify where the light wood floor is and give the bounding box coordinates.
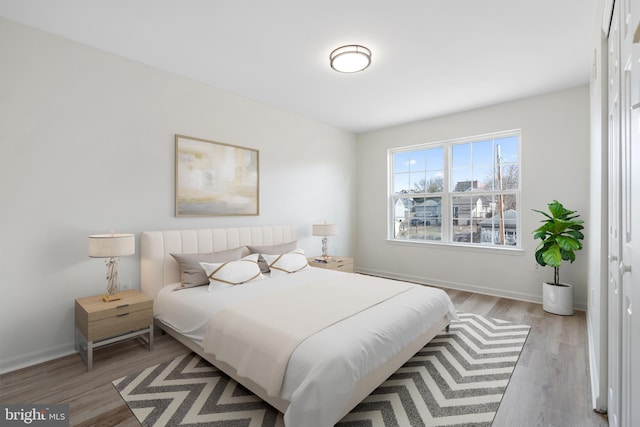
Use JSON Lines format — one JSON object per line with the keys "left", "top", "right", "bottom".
{"left": 0, "top": 289, "right": 608, "bottom": 427}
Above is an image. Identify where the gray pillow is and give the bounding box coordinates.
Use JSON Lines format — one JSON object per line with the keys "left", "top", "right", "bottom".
{"left": 247, "top": 241, "right": 298, "bottom": 273}
{"left": 170, "top": 247, "right": 244, "bottom": 289}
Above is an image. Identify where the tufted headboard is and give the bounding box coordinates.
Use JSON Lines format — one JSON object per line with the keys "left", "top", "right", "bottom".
{"left": 140, "top": 225, "right": 297, "bottom": 298}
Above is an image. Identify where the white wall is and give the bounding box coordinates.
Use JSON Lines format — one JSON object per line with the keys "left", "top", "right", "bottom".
{"left": 0, "top": 18, "right": 356, "bottom": 373}
{"left": 355, "top": 86, "right": 590, "bottom": 306}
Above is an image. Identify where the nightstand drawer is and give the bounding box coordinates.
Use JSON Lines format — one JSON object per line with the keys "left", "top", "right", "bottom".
{"left": 86, "top": 299, "right": 152, "bottom": 322}
{"left": 86, "top": 307, "right": 153, "bottom": 341}
{"left": 332, "top": 261, "right": 354, "bottom": 272}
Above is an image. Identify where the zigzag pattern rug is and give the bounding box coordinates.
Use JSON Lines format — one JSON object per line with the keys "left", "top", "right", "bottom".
{"left": 113, "top": 313, "right": 530, "bottom": 426}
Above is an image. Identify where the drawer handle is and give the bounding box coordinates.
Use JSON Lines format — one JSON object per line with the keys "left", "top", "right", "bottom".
{"left": 117, "top": 313, "right": 130, "bottom": 318}
{"left": 116, "top": 304, "right": 130, "bottom": 309}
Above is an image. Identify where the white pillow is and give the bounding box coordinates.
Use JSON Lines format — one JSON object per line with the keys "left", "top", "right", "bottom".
{"left": 200, "top": 253, "right": 263, "bottom": 291}
{"left": 262, "top": 249, "right": 309, "bottom": 276}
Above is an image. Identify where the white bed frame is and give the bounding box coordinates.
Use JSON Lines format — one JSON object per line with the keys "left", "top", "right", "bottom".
{"left": 140, "top": 225, "right": 450, "bottom": 420}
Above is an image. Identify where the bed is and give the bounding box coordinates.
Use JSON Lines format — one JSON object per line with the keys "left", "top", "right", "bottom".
{"left": 140, "top": 225, "right": 457, "bottom": 427}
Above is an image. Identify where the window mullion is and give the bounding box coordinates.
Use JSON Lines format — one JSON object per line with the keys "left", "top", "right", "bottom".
{"left": 442, "top": 144, "right": 451, "bottom": 242}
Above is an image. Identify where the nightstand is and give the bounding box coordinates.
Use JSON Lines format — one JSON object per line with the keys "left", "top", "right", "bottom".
{"left": 75, "top": 289, "right": 153, "bottom": 370}
{"left": 307, "top": 256, "right": 354, "bottom": 273}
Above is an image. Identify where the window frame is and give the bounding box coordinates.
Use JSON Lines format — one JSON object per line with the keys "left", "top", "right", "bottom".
{"left": 388, "top": 130, "right": 522, "bottom": 249}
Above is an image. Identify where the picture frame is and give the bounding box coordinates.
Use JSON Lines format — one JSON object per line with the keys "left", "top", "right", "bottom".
{"left": 175, "top": 134, "right": 259, "bottom": 216}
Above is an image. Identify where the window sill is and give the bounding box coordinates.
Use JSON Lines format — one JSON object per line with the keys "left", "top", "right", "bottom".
{"left": 385, "top": 238, "right": 524, "bottom": 255}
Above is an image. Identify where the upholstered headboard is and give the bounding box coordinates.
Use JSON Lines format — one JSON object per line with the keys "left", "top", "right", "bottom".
{"left": 140, "top": 225, "right": 297, "bottom": 298}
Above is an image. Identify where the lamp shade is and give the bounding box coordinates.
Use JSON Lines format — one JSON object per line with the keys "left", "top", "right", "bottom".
{"left": 88, "top": 233, "right": 135, "bottom": 258}
{"left": 312, "top": 223, "right": 338, "bottom": 237}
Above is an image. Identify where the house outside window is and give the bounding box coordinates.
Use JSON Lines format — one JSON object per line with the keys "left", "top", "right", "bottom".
{"left": 389, "top": 130, "right": 520, "bottom": 248}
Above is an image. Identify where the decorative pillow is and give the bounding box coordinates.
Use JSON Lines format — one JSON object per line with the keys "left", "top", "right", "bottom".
{"left": 200, "top": 253, "right": 263, "bottom": 291}
{"left": 171, "top": 247, "right": 244, "bottom": 290}
{"left": 247, "top": 241, "right": 298, "bottom": 273}
{"left": 262, "top": 249, "right": 308, "bottom": 277}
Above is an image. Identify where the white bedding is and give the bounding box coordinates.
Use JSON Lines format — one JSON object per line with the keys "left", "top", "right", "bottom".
{"left": 154, "top": 268, "right": 457, "bottom": 427}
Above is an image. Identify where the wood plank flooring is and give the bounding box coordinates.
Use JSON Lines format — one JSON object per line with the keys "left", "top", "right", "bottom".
{"left": 0, "top": 289, "right": 608, "bottom": 427}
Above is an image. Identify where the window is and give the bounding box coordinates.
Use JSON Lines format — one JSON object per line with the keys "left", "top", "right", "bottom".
{"left": 390, "top": 130, "right": 520, "bottom": 248}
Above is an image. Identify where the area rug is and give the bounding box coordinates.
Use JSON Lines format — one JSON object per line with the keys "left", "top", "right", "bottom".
{"left": 113, "top": 312, "right": 530, "bottom": 426}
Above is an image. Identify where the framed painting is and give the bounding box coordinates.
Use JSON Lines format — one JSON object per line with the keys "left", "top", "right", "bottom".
{"left": 175, "top": 134, "right": 259, "bottom": 216}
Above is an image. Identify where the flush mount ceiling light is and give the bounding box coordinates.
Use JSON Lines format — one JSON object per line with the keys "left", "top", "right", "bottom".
{"left": 330, "top": 44, "right": 371, "bottom": 73}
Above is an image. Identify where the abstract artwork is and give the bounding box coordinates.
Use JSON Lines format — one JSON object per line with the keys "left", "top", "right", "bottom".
{"left": 175, "top": 134, "right": 259, "bottom": 216}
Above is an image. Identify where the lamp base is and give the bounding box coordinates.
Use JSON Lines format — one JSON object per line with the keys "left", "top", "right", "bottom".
{"left": 102, "top": 293, "right": 122, "bottom": 302}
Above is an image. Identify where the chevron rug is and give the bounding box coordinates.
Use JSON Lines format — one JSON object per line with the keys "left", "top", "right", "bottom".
{"left": 113, "top": 313, "right": 530, "bottom": 426}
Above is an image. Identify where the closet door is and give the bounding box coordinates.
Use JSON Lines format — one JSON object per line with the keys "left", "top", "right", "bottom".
{"left": 607, "top": 2, "right": 622, "bottom": 426}
{"left": 629, "top": 32, "right": 640, "bottom": 427}
{"left": 618, "top": 0, "right": 640, "bottom": 427}
{"left": 624, "top": 0, "right": 639, "bottom": 425}
{"left": 620, "top": 0, "right": 633, "bottom": 422}
{"left": 616, "top": 0, "right": 638, "bottom": 425}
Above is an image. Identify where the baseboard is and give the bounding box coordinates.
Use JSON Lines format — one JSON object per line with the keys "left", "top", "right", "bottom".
{"left": 0, "top": 342, "right": 76, "bottom": 375}
{"left": 356, "top": 267, "right": 588, "bottom": 311}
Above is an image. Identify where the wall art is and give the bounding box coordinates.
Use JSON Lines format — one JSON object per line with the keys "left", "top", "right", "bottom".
{"left": 175, "top": 134, "right": 259, "bottom": 216}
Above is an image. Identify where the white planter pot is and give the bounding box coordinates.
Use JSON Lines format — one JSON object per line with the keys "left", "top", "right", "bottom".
{"left": 542, "top": 282, "right": 574, "bottom": 315}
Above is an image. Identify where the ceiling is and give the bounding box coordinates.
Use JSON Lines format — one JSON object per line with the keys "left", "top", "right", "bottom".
{"left": 0, "top": 0, "right": 596, "bottom": 133}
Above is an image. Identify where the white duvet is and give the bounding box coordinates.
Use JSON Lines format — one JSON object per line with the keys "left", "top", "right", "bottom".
{"left": 154, "top": 268, "right": 457, "bottom": 427}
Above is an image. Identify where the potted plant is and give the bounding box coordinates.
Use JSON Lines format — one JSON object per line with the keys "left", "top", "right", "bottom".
{"left": 532, "top": 200, "right": 585, "bottom": 315}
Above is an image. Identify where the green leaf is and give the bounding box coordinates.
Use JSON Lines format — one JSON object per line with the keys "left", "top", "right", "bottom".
{"left": 541, "top": 245, "right": 562, "bottom": 267}
{"left": 567, "top": 230, "right": 585, "bottom": 240}
{"left": 533, "top": 230, "right": 548, "bottom": 240}
{"left": 565, "top": 250, "right": 576, "bottom": 263}
{"left": 557, "top": 236, "right": 581, "bottom": 251}
{"left": 548, "top": 200, "right": 567, "bottom": 218}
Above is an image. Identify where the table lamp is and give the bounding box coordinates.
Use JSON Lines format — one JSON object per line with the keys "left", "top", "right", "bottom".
{"left": 312, "top": 223, "right": 338, "bottom": 260}
{"left": 89, "top": 232, "right": 135, "bottom": 302}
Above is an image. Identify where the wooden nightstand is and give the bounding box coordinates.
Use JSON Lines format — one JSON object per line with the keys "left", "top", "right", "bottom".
{"left": 307, "top": 256, "right": 354, "bottom": 273}
{"left": 75, "top": 289, "right": 153, "bottom": 370}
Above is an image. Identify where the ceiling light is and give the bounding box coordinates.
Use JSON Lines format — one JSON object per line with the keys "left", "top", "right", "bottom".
{"left": 330, "top": 45, "right": 371, "bottom": 73}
